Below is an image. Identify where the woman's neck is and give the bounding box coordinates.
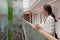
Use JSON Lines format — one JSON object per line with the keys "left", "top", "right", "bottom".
{"left": 45, "top": 15, "right": 49, "bottom": 18}
{"left": 44, "top": 15, "right": 49, "bottom": 23}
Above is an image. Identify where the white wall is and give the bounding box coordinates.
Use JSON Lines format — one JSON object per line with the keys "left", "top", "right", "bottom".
{"left": 51, "top": 0, "right": 60, "bottom": 18}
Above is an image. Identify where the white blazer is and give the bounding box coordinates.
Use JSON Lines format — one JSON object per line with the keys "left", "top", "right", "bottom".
{"left": 40, "top": 15, "right": 55, "bottom": 36}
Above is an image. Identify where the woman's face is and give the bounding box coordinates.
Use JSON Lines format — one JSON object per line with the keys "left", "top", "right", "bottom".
{"left": 41, "top": 7, "right": 48, "bottom": 16}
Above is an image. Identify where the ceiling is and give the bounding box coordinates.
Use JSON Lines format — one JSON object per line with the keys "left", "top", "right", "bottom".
{"left": 28, "top": 0, "right": 55, "bottom": 12}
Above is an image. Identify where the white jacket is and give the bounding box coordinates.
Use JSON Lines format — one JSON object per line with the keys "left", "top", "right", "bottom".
{"left": 40, "top": 15, "right": 55, "bottom": 36}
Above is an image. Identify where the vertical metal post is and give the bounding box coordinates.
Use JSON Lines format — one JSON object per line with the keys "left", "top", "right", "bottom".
{"left": 8, "top": 0, "right": 13, "bottom": 40}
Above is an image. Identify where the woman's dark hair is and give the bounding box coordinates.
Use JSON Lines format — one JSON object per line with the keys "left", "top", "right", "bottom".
{"left": 43, "top": 4, "right": 57, "bottom": 22}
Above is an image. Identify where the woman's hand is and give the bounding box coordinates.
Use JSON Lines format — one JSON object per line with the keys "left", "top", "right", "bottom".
{"left": 32, "top": 24, "right": 43, "bottom": 30}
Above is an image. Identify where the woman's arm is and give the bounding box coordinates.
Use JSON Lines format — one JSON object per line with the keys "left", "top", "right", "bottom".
{"left": 33, "top": 24, "right": 57, "bottom": 40}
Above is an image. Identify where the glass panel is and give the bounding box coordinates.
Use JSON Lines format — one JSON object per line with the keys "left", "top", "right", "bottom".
{"left": 0, "top": 0, "right": 8, "bottom": 40}
{"left": 23, "top": 20, "right": 48, "bottom": 40}
{"left": 13, "top": 0, "right": 24, "bottom": 40}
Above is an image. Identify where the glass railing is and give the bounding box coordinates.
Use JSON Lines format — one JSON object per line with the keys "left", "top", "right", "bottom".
{"left": 23, "top": 20, "right": 48, "bottom": 40}
{"left": 0, "top": 15, "right": 48, "bottom": 40}
{"left": 0, "top": 17, "right": 7, "bottom": 40}
{"left": 0, "top": 0, "right": 8, "bottom": 40}
{"left": 0, "top": 0, "right": 24, "bottom": 40}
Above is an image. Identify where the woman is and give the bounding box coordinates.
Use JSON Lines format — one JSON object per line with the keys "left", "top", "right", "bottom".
{"left": 33, "top": 4, "right": 58, "bottom": 40}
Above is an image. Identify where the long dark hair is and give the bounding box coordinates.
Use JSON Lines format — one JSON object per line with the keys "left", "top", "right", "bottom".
{"left": 43, "top": 4, "right": 57, "bottom": 22}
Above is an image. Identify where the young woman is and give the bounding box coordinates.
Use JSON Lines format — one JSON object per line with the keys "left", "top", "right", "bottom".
{"left": 33, "top": 4, "right": 58, "bottom": 40}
